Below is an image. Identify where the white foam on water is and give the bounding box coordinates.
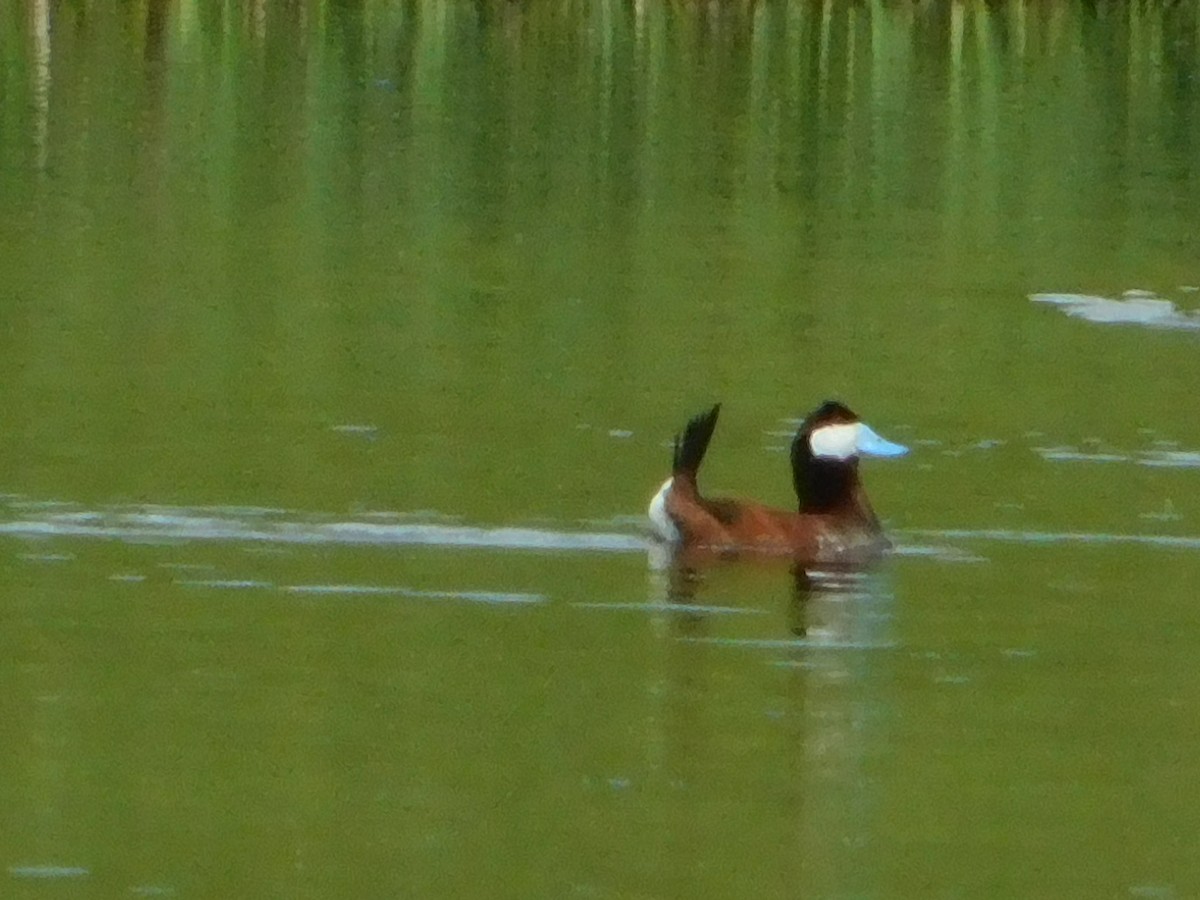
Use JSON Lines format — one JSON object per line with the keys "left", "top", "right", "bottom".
{"left": 1032, "top": 292, "right": 1200, "bottom": 330}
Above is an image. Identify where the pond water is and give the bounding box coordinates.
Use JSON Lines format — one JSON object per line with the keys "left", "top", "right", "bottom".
{"left": 2, "top": 1, "right": 1200, "bottom": 897}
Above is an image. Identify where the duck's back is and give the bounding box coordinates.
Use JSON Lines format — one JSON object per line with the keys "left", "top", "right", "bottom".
{"left": 665, "top": 492, "right": 884, "bottom": 561}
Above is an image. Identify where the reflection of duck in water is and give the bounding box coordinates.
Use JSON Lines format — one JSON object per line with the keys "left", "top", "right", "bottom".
{"left": 648, "top": 402, "right": 908, "bottom": 563}
{"left": 653, "top": 556, "right": 888, "bottom": 640}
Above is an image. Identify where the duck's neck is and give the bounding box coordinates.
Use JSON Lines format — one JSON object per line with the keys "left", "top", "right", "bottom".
{"left": 791, "top": 445, "right": 880, "bottom": 526}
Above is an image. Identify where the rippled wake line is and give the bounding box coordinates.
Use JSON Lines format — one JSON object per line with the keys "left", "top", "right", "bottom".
{"left": 0, "top": 504, "right": 649, "bottom": 553}
{"left": 282, "top": 584, "right": 545, "bottom": 604}
{"left": 906, "top": 528, "right": 1200, "bottom": 550}
{"left": 1, "top": 502, "right": 1192, "bottom": 555}
{"left": 168, "top": 578, "right": 545, "bottom": 604}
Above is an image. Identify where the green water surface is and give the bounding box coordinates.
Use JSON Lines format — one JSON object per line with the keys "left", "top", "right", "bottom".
{"left": 2, "top": 1, "right": 1200, "bottom": 897}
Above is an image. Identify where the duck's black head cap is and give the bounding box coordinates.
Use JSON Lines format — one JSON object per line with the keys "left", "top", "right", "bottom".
{"left": 790, "top": 399, "right": 861, "bottom": 511}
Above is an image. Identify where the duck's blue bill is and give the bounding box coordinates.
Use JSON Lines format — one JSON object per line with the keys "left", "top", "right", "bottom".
{"left": 857, "top": 424, "right": 909, "bottom": 458}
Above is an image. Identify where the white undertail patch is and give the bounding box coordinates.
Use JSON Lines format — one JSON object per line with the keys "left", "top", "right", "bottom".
{"left": 647, "top": 478, "right": 680, "bottom": 542}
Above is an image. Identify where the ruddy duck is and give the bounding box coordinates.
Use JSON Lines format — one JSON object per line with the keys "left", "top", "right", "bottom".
{"left": 648, "top": 402, "right": 908, "bottom": 560}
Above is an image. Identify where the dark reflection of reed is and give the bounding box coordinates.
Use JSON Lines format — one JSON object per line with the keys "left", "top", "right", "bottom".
{"left": 28, "top": 0, "right": 50, "bottom": 173}
{"left": 138, "top": 0, "right": 171, "bottom": 211}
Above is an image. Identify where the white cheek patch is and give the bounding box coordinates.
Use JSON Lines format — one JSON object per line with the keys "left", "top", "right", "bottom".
{"left": 647, "top": 478, "right": 680, "bottom": 542}
{"left": 808, "top": 422, "right": 862, "bottom": 459}
{"left": 809, "top": 421, "right": 910, "bottom": 459}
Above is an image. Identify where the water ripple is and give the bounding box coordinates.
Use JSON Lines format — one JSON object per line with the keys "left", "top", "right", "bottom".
{"left": 175, "top": 579, "right": 275, "bottom": 590}
{"left": 679, "top": 636, "right": 898, "bottom": 650}
{"left": 282, "top": 584, "right": 546, "bottom": 604}
{"left": 906, "top": 528, "right": 1200, "bottom": 551}
{"left": 571, "top": 601, "right": 766, "bottom": 616}
{"left": 0, "top": 501, "right": 648, "bottom": 554}
{"left": 9, "top": 865, "right": 90, "bottom": 879}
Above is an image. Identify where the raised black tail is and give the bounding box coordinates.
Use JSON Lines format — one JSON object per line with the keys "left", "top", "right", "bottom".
{"left": 672, "top": 403, "right": 721, "bottom": 479}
